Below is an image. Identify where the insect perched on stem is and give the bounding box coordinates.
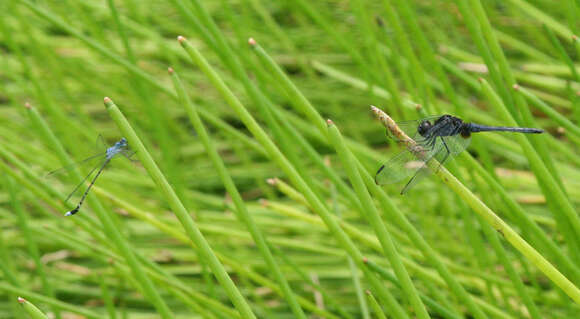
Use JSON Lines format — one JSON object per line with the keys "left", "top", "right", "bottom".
{"left": 374, "top": 112, "right": 543, "bottom": 194}
{"left": 47, "top": 137, "right": 134, "bottom": 216}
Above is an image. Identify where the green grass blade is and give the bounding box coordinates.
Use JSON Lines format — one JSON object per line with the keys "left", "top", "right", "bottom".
{"left": 104, "top": 97, "right": 257, "bottom": 319}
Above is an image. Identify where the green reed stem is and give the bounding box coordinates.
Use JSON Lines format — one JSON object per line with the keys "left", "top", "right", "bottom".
{"left": 104, "top": 97, "right": 257, "bottom": 319}
{"left": 0, "top": 285, "right": 100, "bottom": 319}
{"left": 366, "top": 291, "right": 388, "bottom": 319}
{"left": 25, "top": 104, "right": 174, "bottom": 319}
{"left": 17, "top": 297, "right": 48, "bottom": 319}
{"left": 5, "top": 176, "right": 60, "bottom": 319}
{"left": 479, "top": 78, "right": 580, "bottom": 244}
{"left": 248, "top": 37, "right": 486, "bottom": 318}
{"left": 514, "top": 85, "right": 580, "bottom": 140}
{"left": 178, "top": 36, "right": 409, "bottom": 318}
{"left": 477, "top": 216, "right": 542, "bottom": 319}
{"left": 327, "top": 121, "right": 431, "bottom": 319}
{"left": 169, "top": 68, "right": 307, "bottom": 318}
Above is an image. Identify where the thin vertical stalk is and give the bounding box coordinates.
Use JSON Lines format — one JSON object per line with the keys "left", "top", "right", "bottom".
{"left": 462, "top": 153, "right": 580, "bottom": 284}
{"left": 477, "top": 216, "right": 542, "bottom": 319}
{"left": 97, "top": 272, "right": 117, "bottom": 319}
{"left": 169, "top": 68, "right": 307, "bottom": 319}
{"left": 465, "top": 0, "right": 566, "bottom": 195}
{"left": 514, "top": 85, "right": 580, "bottom": 140}
{"left": 178, "top": 36, "right": 409, "bottom": 318}
{"left": 330, "top": 182, "right": 369, "bottom": 319}
{"left": 104, "top": 97, "right": 257, "bottom": 319}
{"left": 381, "top": 0, "right": 432, "bottom": 112}
{"left": 366, "top": 291, "right": 388, "bottom": 319}
{"left": 5, "top": 176, "right": 61, "bottom": 319}
{"left": 478, "top": 78, "right": 580, "bottom": 247}
{"left": 327, "top": 120, "right": 431, "bottom": 319}
{"left": 364, "top": 260, "right": 463, "bottom": 319}
{"left": 25, "top": 105, "right": 175, "bottom": 319}
{"left": 248, "top": 36, "right": 487, "bottom": 317}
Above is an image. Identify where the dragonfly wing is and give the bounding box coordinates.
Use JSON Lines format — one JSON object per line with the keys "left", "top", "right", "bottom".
{"left": 376, "top": 135, "right": 446, "bottom": 185}
{"left": 96, "top": 134, "right": 107, "bottom": 150}
{"left": 400, "top": 165, "right": 430, "bottom": 194}
{"left": 400, "top": 139, "right": 454, "bottom": 194}
{"left": 385, "top": 120, "right": 421, "bottom": 140}
{"left": 443, "top": 134, "right": 471, "bottom": 157}
{"left": 45, "top": 152, "right": 106, "bottom": 178}
{"left": 375, "top": 149, "right": 425, "bottom": 185}
{"left": 64, "top": 159, "right": 103, "bottom": 202}
{"left": 121, "top": 149, "right": 138, "bottom": 162}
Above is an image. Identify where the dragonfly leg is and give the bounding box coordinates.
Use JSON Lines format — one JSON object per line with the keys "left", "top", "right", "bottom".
{"left": 122, "top": 150, "right": 138, "bottom": 162}
{"left": 401, "top": 169, "right": 421, "bottom": 195}
{"left": 436, "top": 137, "right": 451, "bottom": 172}
{"left": 400, "top": 150, "right": 438, "bottom": 195}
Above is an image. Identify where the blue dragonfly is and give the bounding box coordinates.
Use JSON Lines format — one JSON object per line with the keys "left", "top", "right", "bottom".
{"left": 375, "top": 115, "right": 543, "bottom": 194}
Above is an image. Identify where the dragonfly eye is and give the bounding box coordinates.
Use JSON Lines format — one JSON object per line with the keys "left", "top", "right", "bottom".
{"left": 417, "top": 121, "right": 432, "bottom": 136}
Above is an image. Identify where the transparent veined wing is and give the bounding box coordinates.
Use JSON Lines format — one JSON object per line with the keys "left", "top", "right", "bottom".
{"left": 399, "top": 135, "right": 470, "bottom": 194}
{"left": 375, "top": 140, "right": 443, "bottom": 185}
{"left": 441, "top": 134, "right": 471, "bottom": 157}
{"left": 399, "top": 139, "right": 450, "bottom": 194}
{"left": 96, "top": 134, "right": 107, "bottom": 150}
{"left": 375, "top": 149, "right": 424, "bottom": 185}
{"left": 45, "top": 152, "right": 106, "bottom": 178}
{"left": 63, "top": 160, "right": 104, "bottom": 202}
{"left": 399, "top": 165, "right": 431, "bottom": 194}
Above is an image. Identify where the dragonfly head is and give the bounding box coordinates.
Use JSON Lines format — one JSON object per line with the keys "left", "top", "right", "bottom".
{"left": 417, "top": 120, "right": 432, "bottom": 137}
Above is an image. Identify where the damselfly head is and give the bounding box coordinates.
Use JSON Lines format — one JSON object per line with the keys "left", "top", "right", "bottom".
{"left": 118, "top": 138, "right": 128, "bottom": 147}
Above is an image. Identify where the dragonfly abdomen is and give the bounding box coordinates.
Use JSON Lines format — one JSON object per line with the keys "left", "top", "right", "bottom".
{"left": 466, "top": 123, "right": 543, "bottom": 134}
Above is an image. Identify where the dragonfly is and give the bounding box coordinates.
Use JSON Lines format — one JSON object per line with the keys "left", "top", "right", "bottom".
{"left": 375, "top": 114, "right": 543, "bottom": 194}
{"left": 48, "top": 137, "right": 133, "bottom": 216}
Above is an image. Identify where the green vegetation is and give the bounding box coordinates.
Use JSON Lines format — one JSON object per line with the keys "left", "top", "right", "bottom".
{"left": 0, "top": 0, "right": 579, "bottom": 318}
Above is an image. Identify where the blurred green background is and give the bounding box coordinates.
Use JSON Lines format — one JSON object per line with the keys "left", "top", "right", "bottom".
{"left": 1, "top": 0, "right": 579, "bottom": 318}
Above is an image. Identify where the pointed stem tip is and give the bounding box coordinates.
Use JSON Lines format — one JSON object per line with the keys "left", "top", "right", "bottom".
{"left": 168, "top": 67, "right": 174, "bottom": 74}
{"left": 17, "top": 297, "right": 25, "bottom": 303}
{"left": 326, "top": 119, "right": 334, "bottom": 125}
{"left": 248, "top": 37, "right": 256, "bottom": 46}
{"left": 24, "top": 102, "right": 31, "bottom": 109}
{"left": 512, "top": 84, "right": 520, "bottom": 90}
{"left": 177, "top": 35, "right": 186, "bottom": 43}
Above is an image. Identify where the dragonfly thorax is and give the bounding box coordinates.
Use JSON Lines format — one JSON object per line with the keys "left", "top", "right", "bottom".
{"left": 106, "top": 138, "right": 128, "bottom": 159}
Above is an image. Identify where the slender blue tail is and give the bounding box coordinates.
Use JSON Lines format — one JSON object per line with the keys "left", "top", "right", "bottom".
{"left": 467, "top": 123, "right": 543, "bottom": 134}
{"left": 65, "top": 158, "right": 110, "bottom": 216}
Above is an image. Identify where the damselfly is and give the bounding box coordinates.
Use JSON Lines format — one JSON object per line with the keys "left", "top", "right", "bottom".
{"left": 48, "top": 137, "right": 133, "bottom": 216}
